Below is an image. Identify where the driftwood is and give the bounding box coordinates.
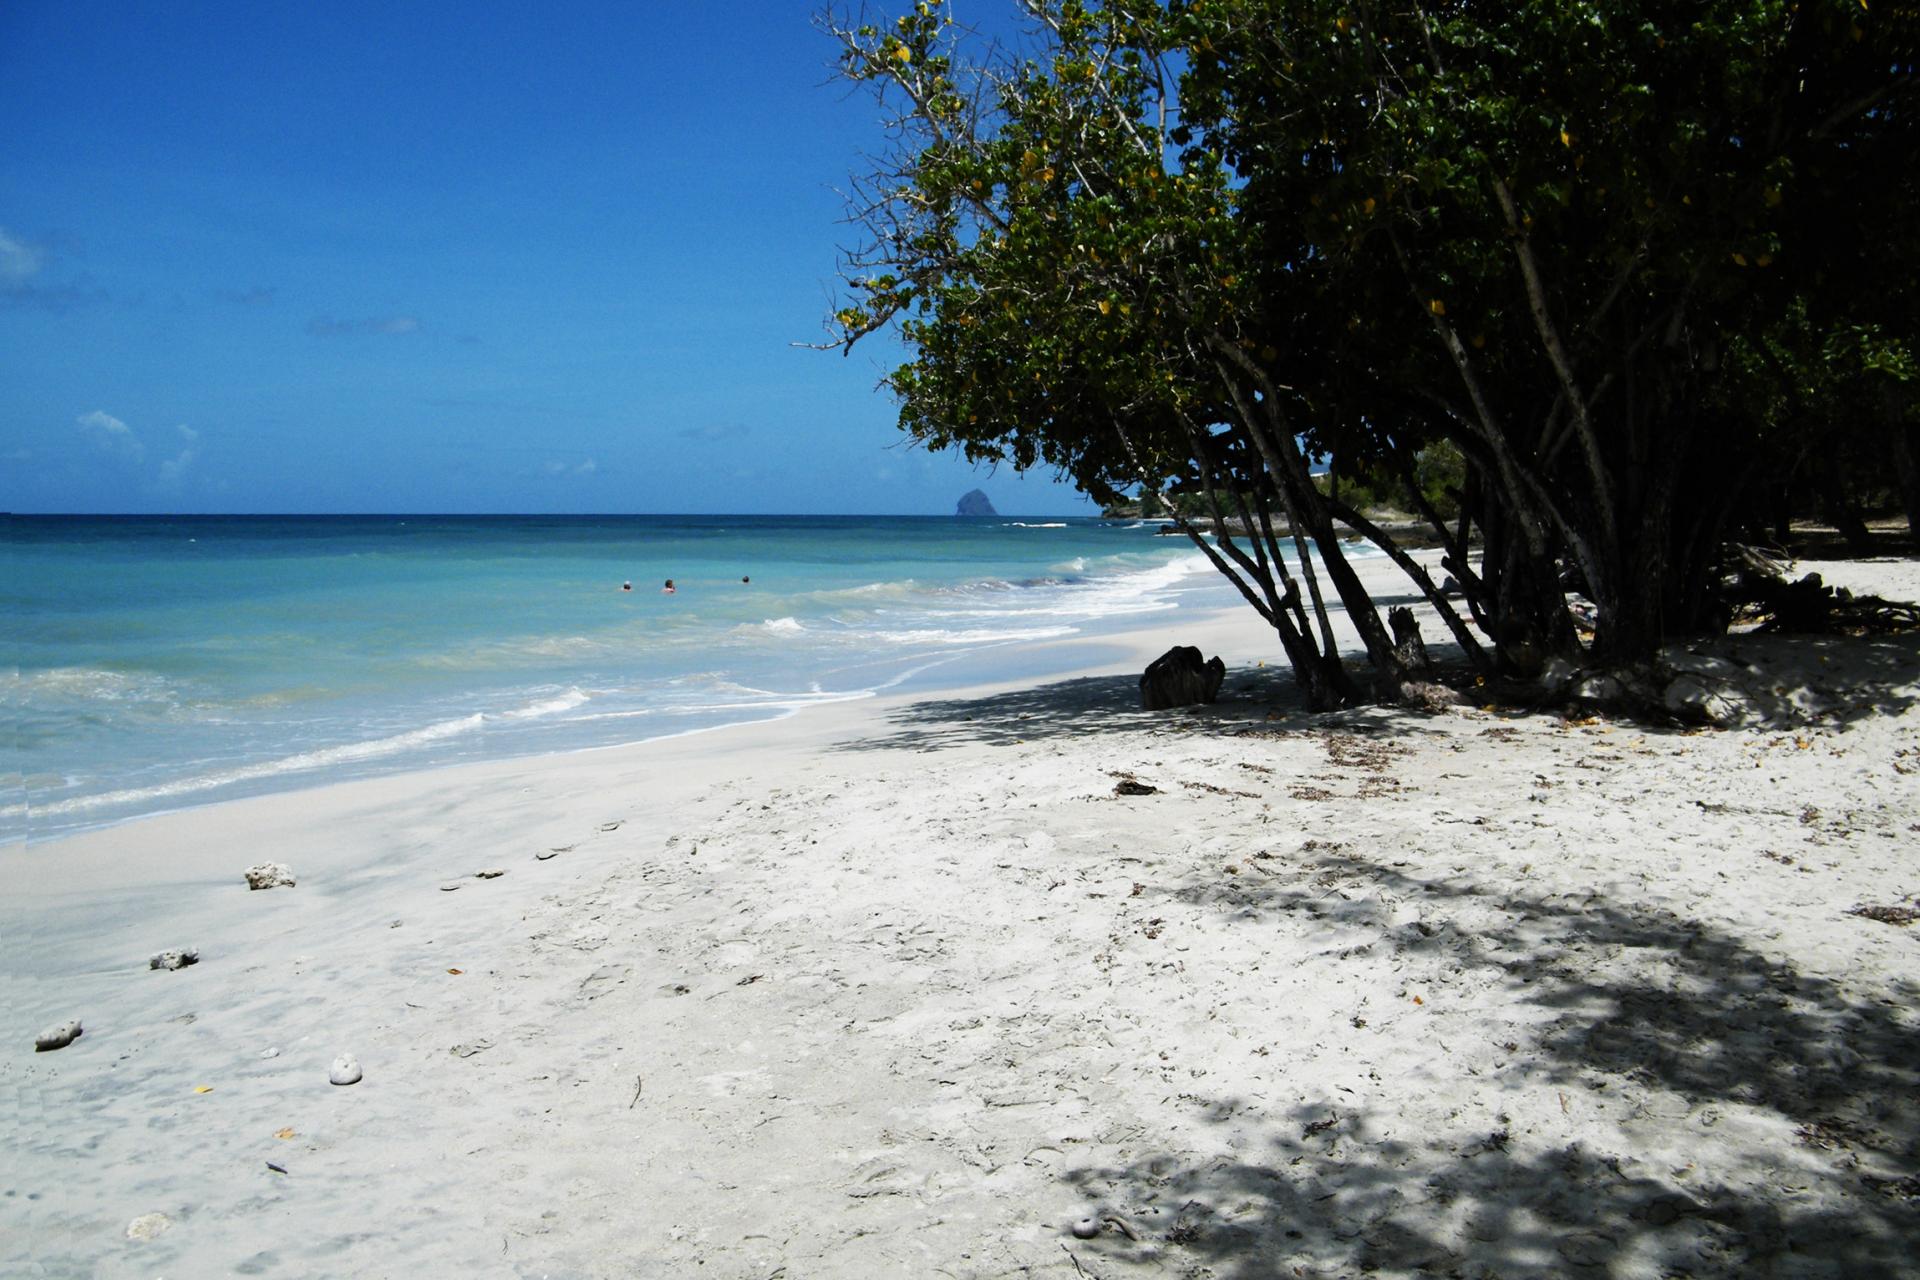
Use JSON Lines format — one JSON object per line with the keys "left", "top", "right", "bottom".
{"left": 1725, "top": 546, "right": 1920, "bottom": 634}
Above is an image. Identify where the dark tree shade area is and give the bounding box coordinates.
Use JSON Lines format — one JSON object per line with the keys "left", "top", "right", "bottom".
{"left": 822, "top": 0, "right": 1919, "bottom": 708}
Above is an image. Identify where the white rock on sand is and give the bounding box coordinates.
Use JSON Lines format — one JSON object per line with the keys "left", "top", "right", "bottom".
{"left": 33, "top": 1019, "right": 82, "bottom": 1052}
{"left": 124, "top": 1212, "right": 171, "bottom": 1241}
{"left": 242, "top": 862, "right": 295, "bottom": 890}
{"left": 3, "top": 551, "right": 1917, "bottom": 1278}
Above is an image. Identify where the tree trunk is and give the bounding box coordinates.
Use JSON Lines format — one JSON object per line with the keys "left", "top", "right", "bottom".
{"left": 1593, "top": 505, "right": 1672, "bottom": 666}
{"left": 1817, "top": 458, "right": 1875, "bottom": 554}
{"left": 1892, "top": 423, "right": 1920, "bottom": 544}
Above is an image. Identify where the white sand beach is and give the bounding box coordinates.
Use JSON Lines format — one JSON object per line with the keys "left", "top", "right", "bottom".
{"left": 6, "top": 553, "right": 1919, "bottom": 1279}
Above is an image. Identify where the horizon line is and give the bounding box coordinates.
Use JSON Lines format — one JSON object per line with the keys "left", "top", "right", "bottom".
{"left": 5, "top": 509, "right": 1112, "bottom": 520}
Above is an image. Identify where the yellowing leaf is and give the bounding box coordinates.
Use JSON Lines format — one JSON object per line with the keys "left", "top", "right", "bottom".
{"left": 892, "top": 46, "right": 912, "bottom": 64}
{"left": 1362, "top": 197, "right": 1376, "bottom": 214}
{"left": 1097, "top": 299, "right": 1112, "bottom": 315}
{"left": 275, "top": 1128, "right": 297, "bottom": 1140}
{"left": 1428, "top": 298, "right": 1447, "bottom": 316}
{"left": 1732, "top": 252, "right": 1749, "bottom": 266}
{"left": 1560, "top": 129, "right": 1572, "bottom": 148}
{"left": 194, "top": 1085, "right": 214, "bottom": 1094}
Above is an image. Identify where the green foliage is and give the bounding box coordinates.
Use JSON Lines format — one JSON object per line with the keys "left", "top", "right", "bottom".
{"left": 826, "top": 1, "right": 1254, "bottom": 507}
{"left": 825, "top": 0, "right": 1919, "bottom": 678}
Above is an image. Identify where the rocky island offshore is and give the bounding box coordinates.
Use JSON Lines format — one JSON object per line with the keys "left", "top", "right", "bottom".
{"left": 954, "top": 488, "right": 996, "bottom": 516}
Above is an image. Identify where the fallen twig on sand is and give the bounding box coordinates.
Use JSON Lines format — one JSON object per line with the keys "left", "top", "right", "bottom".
{"left": 1181, "top": 779, "right": 1260, "bottom": 799}
{"left": 1061, "top": 1244, "right": 1103, "bottom": 1278}
{"left": 629, "top": 1075, "right": 643, "bottom": 1109}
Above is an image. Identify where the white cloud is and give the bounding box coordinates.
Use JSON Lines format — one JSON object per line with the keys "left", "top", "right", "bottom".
{"left": 0, "top": 227, "right": 43, "bottom": 282}
{"left": 156, "top": 448, "right": 197, "bottom": 488}
{"left": 156, "top": 450, "right": 196, "bottom": 486}
{"left": 77, "top": 409, "right": 144, "bottom": 460}
{"left": 0, "top": 227, "right": 106, "bottom": 312}
{"left": 73, "top": 412, "right": 206, "bottom": 489}
{"left": 543, "top": 458, "right": 598, "bottom": 477}
{"left": 156, "top": 424, "right": 199, "bottom": 489}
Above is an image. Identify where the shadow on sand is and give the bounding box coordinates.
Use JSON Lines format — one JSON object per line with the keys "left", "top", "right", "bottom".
{"left": 1059, "top": 849, "right": 1920, "bottom": 1278}
{"left": 830, "top": 665, "right": 1311, "bottom": 754}
{"left": 835, "top": 631, "right": 1920, "bottom": 755}
{"left": 833, "top": 624, "right": 1920, "bottom": 1273}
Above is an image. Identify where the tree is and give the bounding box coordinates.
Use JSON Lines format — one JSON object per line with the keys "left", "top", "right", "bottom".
{"left": 821, "top": 0, "right": 1918, "bottom": 704}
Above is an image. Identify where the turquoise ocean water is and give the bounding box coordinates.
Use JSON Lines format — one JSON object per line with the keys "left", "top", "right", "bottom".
{"left": 6, "top": 514, "right": 1244, "bottom": 844}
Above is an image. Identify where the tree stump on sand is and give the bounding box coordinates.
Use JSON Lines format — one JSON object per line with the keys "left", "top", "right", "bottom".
{"left": 1389, "top": 606, "right": 1431, "bottom": 675}
{"left": 1141, "top": 645, "right": 1226, "bottom": 710}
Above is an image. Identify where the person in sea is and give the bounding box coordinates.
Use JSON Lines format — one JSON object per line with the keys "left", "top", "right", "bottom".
{"left": 663, "top": 579, "right": 676, "bottom": 594}
{"left": 741, "top": 576, "right": 749, "bottom": 584}
{"left": 621, "top": 581, "right": 632, "bottom": 592}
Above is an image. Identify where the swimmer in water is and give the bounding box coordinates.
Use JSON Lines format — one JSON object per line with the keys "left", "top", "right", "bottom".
{"left": 662, "top": 579, "right": 676, "bottom": 594}
{"left": 621, "top": 581, "right": 632, "bottom": 592}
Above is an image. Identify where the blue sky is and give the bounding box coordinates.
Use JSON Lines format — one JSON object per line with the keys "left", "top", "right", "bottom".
{"left": 0, "top": 1, "right": 1094, "bottom": 515}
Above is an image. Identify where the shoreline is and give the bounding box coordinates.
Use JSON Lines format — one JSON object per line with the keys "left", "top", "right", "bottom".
{"left": 8, "top": 513, "right": 1221, "bottom": 851}
{"left": 5, "top": 552, "right": 1278, "bottom": 891}
{"left": 8, "top": 526, "right": 1229, "bottom": 851}
{"left": 6, "top": 551, "right": 1918, "bottom": 1278}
